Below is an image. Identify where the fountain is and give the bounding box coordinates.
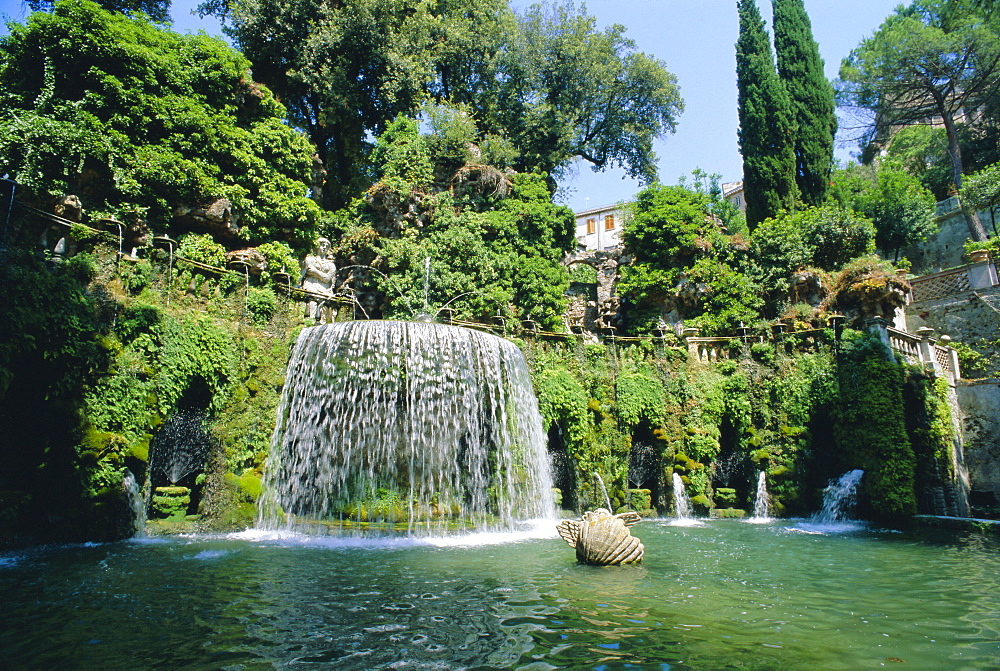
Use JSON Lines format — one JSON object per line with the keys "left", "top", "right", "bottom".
{"left": 593, "top": 472, "right": 613, "bottom": 511}
{"left": 794, "top": 469, "right": 865, "bottom": 533}
{"left": 665, "top": 472, "right": 703, "bottom": 526}
{"left": 748, "top": 471, "right": 771, "bottom": 523}
{"left": 123, "top": 470, "right": 146, "bottom": 537}
{"left": 812, "top": 469, "right": 864, "bottom": 524}
{"left": 258, "top": 320, "right": 555, "bottom": 534}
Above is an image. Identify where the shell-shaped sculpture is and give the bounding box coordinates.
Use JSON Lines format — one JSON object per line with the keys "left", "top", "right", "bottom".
{"left": 556, "top": 508, "right": 644, "bottom": 565}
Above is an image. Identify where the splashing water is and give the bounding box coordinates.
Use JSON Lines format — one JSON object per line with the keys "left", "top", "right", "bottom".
{"left": 748, "top": 471, "right": 771, "bottom": 523}
{"left": 258, "top": 321, "right": 555, "bottom": 535}
{"left": 664, "top": 472, "right": 704, "bottom": 526}
{"left": 793, "top": 469, "right": 865, "bottom": 534}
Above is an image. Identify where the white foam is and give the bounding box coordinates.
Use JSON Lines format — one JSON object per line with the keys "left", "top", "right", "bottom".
{"left": 227, "top": 519, "right": 559, "bottom": 550}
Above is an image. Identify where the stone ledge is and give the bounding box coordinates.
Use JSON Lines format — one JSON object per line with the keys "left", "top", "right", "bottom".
{"left": 913, "top": 514, "right": 1000, "bottom": 533}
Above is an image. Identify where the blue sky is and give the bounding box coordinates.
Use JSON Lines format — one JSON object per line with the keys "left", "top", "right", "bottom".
{"left": 0, "top": 0, "right": 905, "bottom": 211}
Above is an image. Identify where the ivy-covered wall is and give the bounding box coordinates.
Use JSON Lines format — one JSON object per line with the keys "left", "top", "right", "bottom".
{"left": 0, "top": 236, "right": 971, "bottom": 548}
{"left": 0, "top": 233, "right": 295, "bottom": 548}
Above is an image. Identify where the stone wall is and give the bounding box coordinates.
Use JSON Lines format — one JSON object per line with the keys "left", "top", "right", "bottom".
{"left": 905, "top": 284, "right": 1000, "bottom": 351}
{"left": 902, "top": 197, "right": 999, "bottom": 275}
{"left": 957, "top": 379, "right": 1000, "bottom": 507}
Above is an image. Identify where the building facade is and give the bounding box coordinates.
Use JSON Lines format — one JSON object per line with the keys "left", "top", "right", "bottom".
{"left": 574, "top": 204, "right": 623, "bottom": 251}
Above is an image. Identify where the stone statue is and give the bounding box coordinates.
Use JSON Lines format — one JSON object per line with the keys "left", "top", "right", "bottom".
{"left": 301, "top": 237, "right": 336, "bottom": 322}
{"left": 556, "top": 508, "right": 644, "bottom": 565}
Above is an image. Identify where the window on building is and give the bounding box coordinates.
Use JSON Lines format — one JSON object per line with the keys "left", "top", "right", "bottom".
{"left": 604, "top": 214, "right": 615, "bottom": 230}
{"left": 586, "top": 218, "right": 596, "bottom": 234}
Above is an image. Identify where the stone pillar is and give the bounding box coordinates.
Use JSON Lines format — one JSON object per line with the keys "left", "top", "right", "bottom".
{"left": 967, "top": 256, "right": 999, "bottom": 290}
{"left": 682, "top": 327, "right": 700, "bottom": 360}
{"left": 864, "top": 316, "right": 895, "bottom": 362}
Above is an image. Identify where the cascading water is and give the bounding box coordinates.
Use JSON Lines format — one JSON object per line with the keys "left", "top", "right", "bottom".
{"left": 258, "top": 320, "right": 555, "bottom": 535}
{"left": 793, "top": 469, "right": 865, "bottom": 534}
{"left": 748, "top": 471, "right": 771, "bottom": 523}
{"left": 672, "top": 473, "right": 694, "bottom": 520}
{"left": 812, "top": 469, "right": 864, "bottom": 524}
{"left": 123, "top": 471, "right": 146, "bottom": 537}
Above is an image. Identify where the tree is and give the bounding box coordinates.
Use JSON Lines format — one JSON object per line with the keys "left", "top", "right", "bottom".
{"left": 961, "top": 161, "right": 1000, "bottom": 235}
{"left": 0, "top": 0, "right": 321, "bottom": 247}
{"left": 209, "top": 0, "right": 682, "bottom": 208}
{"left": 736, "top": 0, "right": 799, "bottom": 229}
{"left": 509, "top": 3, "right": 683, "bottom": 185}
{"left": 832, "top": 164, "right": 937, "bottom": 259}
{"left": 27, "top": 0, "right": 170, "bottom": 23}
{"left": 881, "top": 125, "right": 954, "bottom": 199}
{"left": 837, "top": 0, "right": 1000, "bottom": 241}
{"left": 772, "top": 0, "right": 836, "bottom": 206}
{"left": 749, "top": 205, "right": 876, "bottom": 297}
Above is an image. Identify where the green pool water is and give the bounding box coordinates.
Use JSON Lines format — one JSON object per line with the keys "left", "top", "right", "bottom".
{"left": 2, "top": 519, "right": 999, "bottom": 669}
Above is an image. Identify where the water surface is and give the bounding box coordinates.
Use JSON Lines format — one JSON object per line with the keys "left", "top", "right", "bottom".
{"left": 3, "top": 520, "right": 999, "bottom": 669}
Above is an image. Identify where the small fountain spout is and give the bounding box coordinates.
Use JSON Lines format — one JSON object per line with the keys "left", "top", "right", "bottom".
{"left": 672, "top": 473, "right": 694, "bottom": 520}
{"left": 593, "top": 472, "right": 613, "bottom": 512}
{"left": 748, "top": 471, "right": 771, "bottom": 523}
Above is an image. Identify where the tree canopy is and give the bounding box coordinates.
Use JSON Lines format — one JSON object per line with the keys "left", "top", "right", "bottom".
{"left": 736, "top": 0, "right": 799, "bottom": 229}
{"left": 208, "top": 0, "right": 682, "bottom": 208}
{"left": 831, "top": 164, "right": 937, "bottom": 260}
{"left": 27, "top": 0, "right": 170, "bottom": 23}
{"left": 838, "top": 0, "right": 1000, "bottom": 240}
{"left": 0, "top": 0, "right": 321, "bottom": 247}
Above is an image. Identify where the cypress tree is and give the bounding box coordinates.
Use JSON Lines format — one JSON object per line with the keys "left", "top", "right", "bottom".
{"left": 773, "top": 0, "right": 837, "bottom": 206}
{"left": 736, "top": 0, "right": 799, "bottom": 229}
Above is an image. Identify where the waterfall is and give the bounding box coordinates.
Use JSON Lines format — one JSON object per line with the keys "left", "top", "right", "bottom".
{"left": 748, "top": 471, "right": 771, "bottom": 522}
{"left": 672, "top": 473, "right": 693, "bottom": 520}
{"left": 123, "top": 471, "right": 146, "bottom": 537}
{"left": 258, "top": 320, "right": 555, "bottom": 535}
{"left": 813, "top": 470, "right": 864, "bottom": 524}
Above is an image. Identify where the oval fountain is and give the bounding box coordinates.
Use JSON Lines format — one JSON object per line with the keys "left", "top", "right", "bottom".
{"left": 257, "top": 320, "right": 555, "bottom": 537}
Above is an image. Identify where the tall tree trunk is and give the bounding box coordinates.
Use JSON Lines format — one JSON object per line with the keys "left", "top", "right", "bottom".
{"left": 941, "top": 110, "right": 989, "bottom": 241}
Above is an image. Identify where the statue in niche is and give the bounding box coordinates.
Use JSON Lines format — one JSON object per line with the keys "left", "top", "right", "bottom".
{"left": 301, "top": 237, "right": 337, "bottom": 323}
{"left": 556, "top": 508, "right": 644, "bottom": 565}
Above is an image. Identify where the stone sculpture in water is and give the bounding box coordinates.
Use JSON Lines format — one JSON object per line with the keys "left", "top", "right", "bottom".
{"left": 557, "top": 509, "right": 644, "bottom": 565}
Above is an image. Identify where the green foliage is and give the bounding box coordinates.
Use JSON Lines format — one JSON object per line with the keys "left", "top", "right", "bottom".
{"left": 736, "top": 0, "right": 799, "bottom": 228}
{"left": 749, "top": 205, "right": 875, "bottom": 297}
{"left": 255, "top": 241, "right": 298, "bottom": 275}
{"left": 616, "top": 369, "right": 665, "bottom": 428}
{"left": 245, "top": 287, "right": 278, "bottom": 326}
{"left": 27, "top": 0, "right": 171, "bottom": 22}
{"left": 211, "top": 0, "right": 682, "bottom": 207}
{"left": 773, "top": 0, "right": 836, "bottom": 206}
{"left": 831, "top": 164, "right": 937, "bottom": 259}
{"left": 0, "top": 0, "right": 320, "bottom": 246}
{"left": 837, "top": 0, "right": 1000, "bottom": 240}
{"left": 568, "top": 263, "right": 598, "bottom": 284}
{"left": 341, "top": 139, "right": 574, "bottom": 328}
{"left": 622, "top": 184, "right": 714, "bottom": 273}
{"left": 883, "top": 125, "right": 954, "bottom": 199}
{"left": 535, "top": 367, "right": 592, "bottom": 450}
{"left": 682, "top": 259, "right": 764, "bottom": 336}
{"left": 371, "top": 115, "right": 434, "bottom": 191}
{"left": 961, "top": 161, "right": 1000, "bottom": 214}
{"left": 177, "top": 233, "right": 226, "bottom": 268}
